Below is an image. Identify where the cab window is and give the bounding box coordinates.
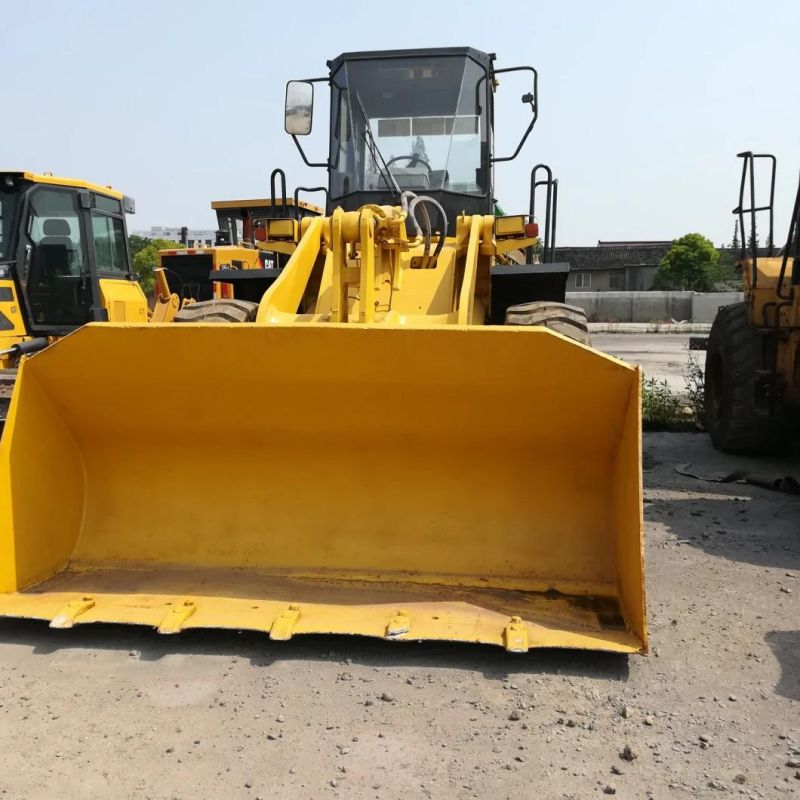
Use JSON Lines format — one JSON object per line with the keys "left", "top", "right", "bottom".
{"left": 24, "top": 186, "right": 91, "bottom": 327}
{"left": 26, "top": 188, "right": 85, "bottom": 277}
{"left": 91, "top": 213, "right": 128, "bottom": 274}
{"left": 94, "top": 193, "right": 122, "bottom": 214}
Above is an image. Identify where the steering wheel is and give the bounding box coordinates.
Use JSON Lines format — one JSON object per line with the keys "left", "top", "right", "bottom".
{"left": 386, "top": 155, "right": 432, "bottom": 176}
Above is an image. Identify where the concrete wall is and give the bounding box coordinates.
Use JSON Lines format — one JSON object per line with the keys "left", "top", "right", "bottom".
{"left": 690, "top": 292, "right": 744, "bottom": 322}
{"left": 566, "top": 291, "right": 744, "bottom": 323}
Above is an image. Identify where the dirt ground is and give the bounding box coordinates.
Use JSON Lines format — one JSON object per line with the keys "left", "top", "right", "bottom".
{"left": 0, "top": 432, "right": 797, "bottom": 800}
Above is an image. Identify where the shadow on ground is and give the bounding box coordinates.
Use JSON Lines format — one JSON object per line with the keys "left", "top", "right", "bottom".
{"left": 644, "top": 493, "right": 800, "bottom": 570}
{"left": 765, "top": 630, "right": 800, "bottom": 701}
{"left": 0, "top": 618, "right": 630, "bottom": 682}
{"left": 643, "top": 433, "right": 800, "bottom": 570}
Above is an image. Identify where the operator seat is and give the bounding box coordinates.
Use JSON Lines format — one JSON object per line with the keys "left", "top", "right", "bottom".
{"left": 37, "top": 218, "right": 76, "bottom": 277}
{"left": 27, "top": 218, "right": 84, "bottom": 325}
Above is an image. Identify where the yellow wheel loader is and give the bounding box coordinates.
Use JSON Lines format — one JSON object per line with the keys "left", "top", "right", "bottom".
{"left": 0, "top": 171, "right": 147, "bottom": 425}
{"left": 705, "top": 152, "right": 800, "bottom": 454}
{"left": 0, "top": 49, "right": 646, "bottom": 654}
{"left": 153, "top": 174, "right": 323, "bottom": 322}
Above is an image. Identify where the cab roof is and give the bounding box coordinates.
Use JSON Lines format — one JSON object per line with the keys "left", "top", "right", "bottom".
{"left": 1, "top": 171, "right": 124, "bottom": 200}
{"left": 211, "top": 197, "right": 323, "bottom": 214}
{"left": 328, "top": 47, "right": 494, "bottom": 73}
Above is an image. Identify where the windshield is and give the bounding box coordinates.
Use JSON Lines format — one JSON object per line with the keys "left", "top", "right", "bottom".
{"left": 0, "top": 180, "right": 23, "bottom": 261}
{"left": 330, "top": 55, "right": 489, "bottom": 199}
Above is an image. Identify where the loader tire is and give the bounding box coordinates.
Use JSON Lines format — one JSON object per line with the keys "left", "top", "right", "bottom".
{"left": 173, "top": 299, "right": 259, "bottom": 323}
{"left": 504, "top": 301, "right": 591, "bottom": 346}
{"left": 704, "top": 302, "right": 789, "bottom": 455}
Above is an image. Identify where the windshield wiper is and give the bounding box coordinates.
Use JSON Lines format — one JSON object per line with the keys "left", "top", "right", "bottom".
{"left": 353, "top": 90, "right": 401, "bottom": 199}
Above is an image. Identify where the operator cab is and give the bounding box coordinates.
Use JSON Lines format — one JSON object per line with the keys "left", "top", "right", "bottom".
{"left": 0, "top": 172, "right": 135, "bottom": 334}
{"left": 285, "top": 48, "right": 538, "bottom": 232}
{"left": 327, "top": 49, "right": 492, "bottom": 225}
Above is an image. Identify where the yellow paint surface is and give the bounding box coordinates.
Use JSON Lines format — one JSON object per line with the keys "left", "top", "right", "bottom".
{"left": 0, "top": 322, "right": 645, "bottom": 653}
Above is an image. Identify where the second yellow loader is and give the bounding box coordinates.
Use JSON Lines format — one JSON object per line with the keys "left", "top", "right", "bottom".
{"left": 0, "top": 48, "right": 646, "bottom": 655}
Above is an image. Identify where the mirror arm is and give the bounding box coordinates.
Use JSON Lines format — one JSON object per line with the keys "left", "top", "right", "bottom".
{"left": 291, "top": 135, "right": 329, "bottom": 169}
{"left": 490, "top": 66, "right": 538, "bottom": 164}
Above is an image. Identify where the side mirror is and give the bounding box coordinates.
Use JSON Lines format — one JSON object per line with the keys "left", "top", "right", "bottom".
{"left": 285, "top": 80, "right": 314, "bottom": 136}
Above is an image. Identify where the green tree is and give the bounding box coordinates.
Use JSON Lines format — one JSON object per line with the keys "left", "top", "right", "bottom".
{"left": 746, "top": 222, "right": 758, "bottom": 253}
{"left": 652, "top": 233, "right": 720, "bottom": 291}
{"left": 712, "top": 247, "right": 740, "bottom": 290}
{"left": 730, "top": 222, "right": 740, "bottom": 252}
{"left": 132, "top": 238, "right": 185, "bottom": 293}
{"left": 128, "top": 234, "right": 151, "bottom": 261}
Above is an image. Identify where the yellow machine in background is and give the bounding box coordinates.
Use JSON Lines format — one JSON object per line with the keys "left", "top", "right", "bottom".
{"left": 152, "top": 184, "right": 323, "bottom": 322}
{"left": 0, "top": 171, "right": 146, "bottom": 366}
{"left": 151, "top": 242, "right": 264, "bottom": 322}
{"left": 705, "top": 152, "right": 800, "bottom": 453}
{"left": 0, "top": 48, "right": 645, "bottom": 655}
{"left": 0, "top": 171, "right": 146, "bottom": 428}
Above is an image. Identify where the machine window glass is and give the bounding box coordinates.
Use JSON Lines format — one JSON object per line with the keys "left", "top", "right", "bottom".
{"left": 330, "top": 55, "right": 489, "bottom": 199}
{"left": 94, "top": 193, "right": 122, "bottom": 214}
{"left": 91, "top": 214, "right": 128, "bottom": 274}
{"left": 23, "top": 187, "right": 92, "bottom": 327}
{"left": 26, "top": 188, "right": 85, "bottom": 276}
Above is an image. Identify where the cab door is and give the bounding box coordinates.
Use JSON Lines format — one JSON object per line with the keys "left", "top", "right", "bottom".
{"left": 17, "top": 185, "right": 95, "bottom": 332}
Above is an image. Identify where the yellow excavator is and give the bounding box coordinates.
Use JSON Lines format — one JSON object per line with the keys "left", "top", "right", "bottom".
{"left": 705, "top": 152, "right": 800, "bottom": 454}
{"left": 0, "top": 48, "right": 645, "bottom": 655}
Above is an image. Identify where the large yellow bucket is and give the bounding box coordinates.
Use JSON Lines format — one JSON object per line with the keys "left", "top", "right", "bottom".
{"left": 0, "top": 323, "right": 645, "bottom": 653}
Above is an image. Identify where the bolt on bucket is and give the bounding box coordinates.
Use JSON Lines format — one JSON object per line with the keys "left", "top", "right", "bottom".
{"left": 0, "top": 322, "right": 645, "bottom": 653}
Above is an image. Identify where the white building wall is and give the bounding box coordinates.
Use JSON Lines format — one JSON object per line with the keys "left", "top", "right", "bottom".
{"left": 131, "top": 226, "right": 217, "bottom": 248}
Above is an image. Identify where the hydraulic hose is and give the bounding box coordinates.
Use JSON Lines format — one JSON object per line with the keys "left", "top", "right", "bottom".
{"left": 409, "top": 195, "right": 448, "bottom": 264}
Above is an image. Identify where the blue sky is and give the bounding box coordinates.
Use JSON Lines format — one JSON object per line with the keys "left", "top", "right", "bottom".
{"left": 5, "top": 0, "right": 799, "bottom": 245}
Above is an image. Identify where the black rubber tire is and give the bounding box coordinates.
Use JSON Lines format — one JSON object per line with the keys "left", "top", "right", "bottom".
{"left": 173, "top": 299, "right": 259, "bottom": 323}
{"left": 504, "top": 301, "right": 591, "bottom": 346}
{"left": 704, "top": 302, "right": 789, "bottom": 455}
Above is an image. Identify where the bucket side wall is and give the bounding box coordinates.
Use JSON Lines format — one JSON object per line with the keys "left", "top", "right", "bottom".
{"left": 612, "top": 369, "right": 647, "bottom": 649}
{"left": 0, "top": 364, "right": 85, "bottom": 592}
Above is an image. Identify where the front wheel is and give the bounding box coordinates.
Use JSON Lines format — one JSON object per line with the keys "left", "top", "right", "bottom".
{"left": 504, "top": 301, "right": 591, "bottom": 346}
{"left": 173, "top": 299, "right": 259, "bottom": 323}
{"left": 704, "top": 302, "right": 789, "bottom": 454}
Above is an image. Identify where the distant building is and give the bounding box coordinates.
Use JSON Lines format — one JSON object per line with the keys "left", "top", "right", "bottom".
{"left": 131, "top": 225, "right": 216, "bottom": 249}
{"left": 555, "top": 241, "right": 765, "bottom": 292}
{"left": 555, "top": 241, "right": 672, "bottom": 292}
